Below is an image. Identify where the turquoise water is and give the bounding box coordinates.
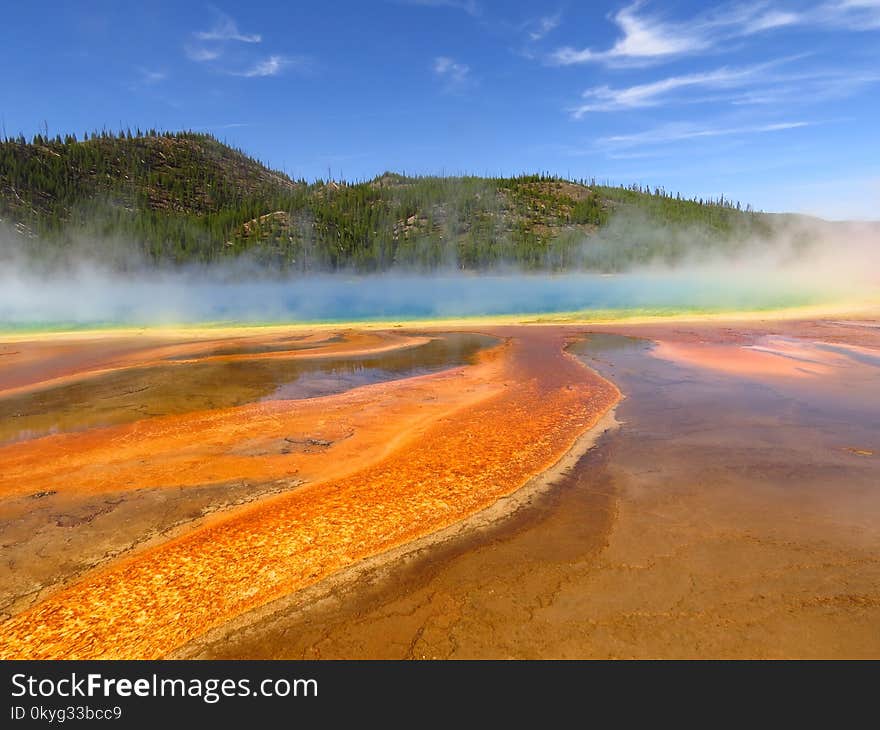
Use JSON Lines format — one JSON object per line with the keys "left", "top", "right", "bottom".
{"left": 0, "top": 271, "right": 836, "bottom": 330}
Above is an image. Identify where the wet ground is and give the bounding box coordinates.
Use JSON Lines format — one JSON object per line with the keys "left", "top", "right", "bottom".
{"left": 0, "top": 326, "right": 618, "bottom": 659}
{"left": 0, "top": 331, "right": 497, "bottom": 620}
{"left": 195, "top": 326, "right": 880, "bottom": 659}
{"left": 0, "top": 332, "right": 494, "bottom": 444}
{"left": 2, "top": 318, "right": 878, "bottom": 658}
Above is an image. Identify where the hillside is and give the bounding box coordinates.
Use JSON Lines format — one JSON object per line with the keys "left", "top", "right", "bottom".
{"left": 0, "top": 130, "right": 772, "bottom": 271}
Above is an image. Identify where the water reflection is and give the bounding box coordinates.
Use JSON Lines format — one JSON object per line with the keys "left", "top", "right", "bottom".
{"left": 0, "top": 332, "right": 498, "bottom": 444}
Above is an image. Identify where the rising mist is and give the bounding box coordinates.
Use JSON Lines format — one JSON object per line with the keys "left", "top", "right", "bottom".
{"left": 1, "top": 215, "right": 877, "bottom": 327}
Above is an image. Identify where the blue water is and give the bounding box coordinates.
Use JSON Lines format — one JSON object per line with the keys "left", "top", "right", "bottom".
{"left": 0, "top": 271, "right": 834, "bottom": 327}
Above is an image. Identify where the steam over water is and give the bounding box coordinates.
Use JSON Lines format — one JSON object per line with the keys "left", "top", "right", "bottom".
{"left": 1, "top": 218, "right": 877, "bottom": 327}
{"left": 0, "top": 270, "right": 858, "bottom": 327}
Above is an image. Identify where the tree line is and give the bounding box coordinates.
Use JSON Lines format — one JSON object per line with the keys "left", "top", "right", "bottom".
{"left": 0, "top": 130, "right": 767, "bottom": 272}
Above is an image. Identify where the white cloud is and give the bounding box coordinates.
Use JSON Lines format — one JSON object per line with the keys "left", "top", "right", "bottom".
{"left": 742, "top": 9, "right": 801, "bottom": 33}
{"left": 186, "top": 12, "right": 304, "bottom": 79}
{"left": 550, "top": 2, "right": 716, "bottom": 66}
{"left": 231, "top": 55, "right": 289, "bottom": 78}
{"left": 400, "top": 0, "right": 481, "bottom": 17}
{"left": 198, "top": 122, "right": 254, "bottom": 130}
{"left": 571, "top": 61, "right": 775, "bottom": 115}
{"left": 566, "top": 56, "right": 880, "bottom": 117}
{"left": 819, "top": 0, "right": 880, "bottom": 29}
{"left": 138, "top": 68, "right": 166, "bottom": 84}
{"left": 599, "top": 121, "right": 811, "bottom": 149}
{"left": 185, "top": 45, "right": 222, "bottom": 62}
{"left": 433, "top": 56, "right": 471, "bottom": 87}
{"left": 546, "top": 1, "right": 866, "bottom": 67}
{"left": 529, "top": 13, "right": 561, "bottom": 41}
{"left": 727, "top": 69, "right": 880, "bottom": 105}
{"left": 195, "top": 12, "right": 261, "bottom": 43}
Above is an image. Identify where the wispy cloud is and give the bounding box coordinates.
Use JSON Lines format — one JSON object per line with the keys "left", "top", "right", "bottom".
{"left": 599, "top": 121, "right": 812, "bottom": 149}
{"left": 195, "top": 11, "right": 261, "bottom": 43}
{"left": 528, "top": 13, "right": 561, "bottom": 41}
{"left": 185, "top": 45, "right": 222, "bottom": 62}
{"left": 567, "top": 56, "right": 880, "bottom": 117}
{"left": 550, "top": 2, "right": 806, "bottom": 67}
{"left": 137, "top": 68, "right": 167, "bottom": 85}
{"left": 186, "top": 11, "right": 305, "bottom": 79}
{"left": 551, "top": 3, "right": 715, "bottom": 66}
{"left": 399, "top": 0, "right": 481, "bottom": 17}
{"left": 230, "top": 55, "right": 293, "bottom": 78}
{"left": 570, "top": 61, "right": 777, "bottom": 116}
{"left": 726, "top": 69, "right": 880, "bottom": 105}
{"left": 127, "top": 67, "right": 169, "bottom": 94}
{"left": 433, "top": 56, "right": 471, "bottom": 89}
{"left": 743, "top": 9, "right": 802, "bottom": 33}
{"left": 198, "top": 122, "right": 255, "bottom": 130}
{"left": 819, "top": 0, "right": 880, "bottom": 30}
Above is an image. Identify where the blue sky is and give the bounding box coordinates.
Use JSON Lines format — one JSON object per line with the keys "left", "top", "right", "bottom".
{"left": 1, "top": 0, "right": 878, "bottom": 218}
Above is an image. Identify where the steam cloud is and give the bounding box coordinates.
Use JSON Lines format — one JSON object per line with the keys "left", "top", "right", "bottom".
{"left": 1, "top": 216, "right": 877, "bottom": 327}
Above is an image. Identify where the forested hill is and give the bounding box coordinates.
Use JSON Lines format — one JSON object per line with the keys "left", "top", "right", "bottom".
{"left": 0, "top": 130, "right": 772, "bottom": 271}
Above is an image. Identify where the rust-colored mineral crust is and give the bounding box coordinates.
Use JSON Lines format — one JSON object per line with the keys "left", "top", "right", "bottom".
{"left": 0, "top": 328, "right": 618, "bottom": 659}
